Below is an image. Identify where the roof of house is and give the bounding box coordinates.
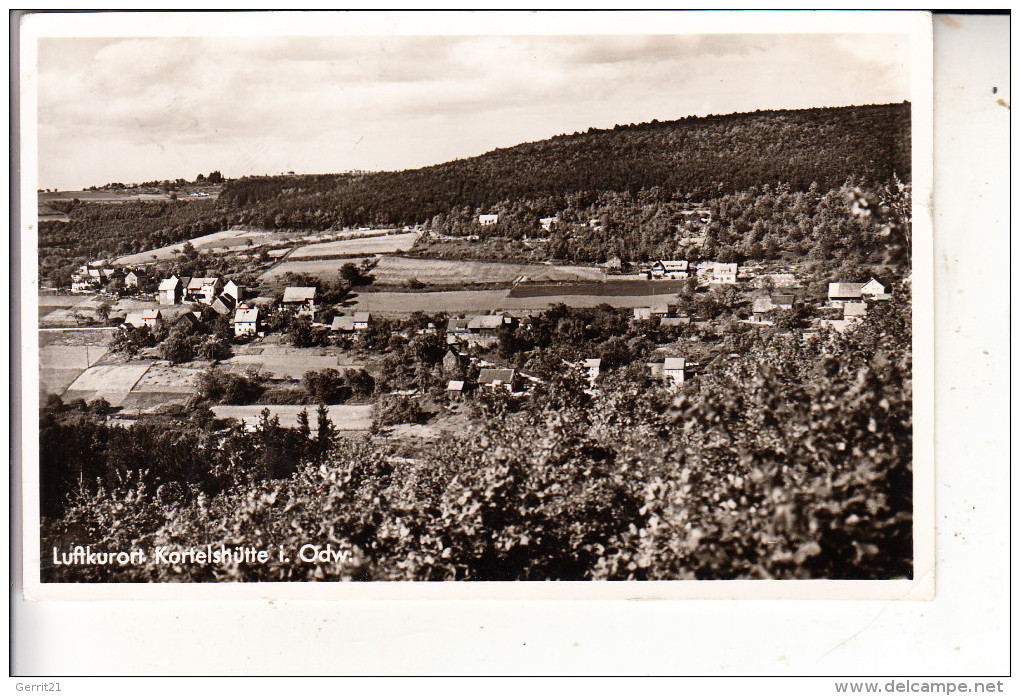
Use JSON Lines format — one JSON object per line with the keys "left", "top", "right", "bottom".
{"left": 331, "top": 316, "right": 356, "bottom": 331}
{"left": 234, "top": 307, "right": 259, "bottom": 323}
{"left": 158, "top": 277, "right": 179, "bottom": 291}
{"left": 210, "top": 295, "right": 237, "bottom": 314}
{"left": 752, "top": 297, "right": 775, "bottom": 313}
{"left": 862, "top": 278, "right": 886, "bottom": 292}
{"left": 478, "top": 368, "right": 516, "bottom": 384}
{"left": 283, "top": 286, "right": 317, "bottom": 302}
{"left": 140, "top": 309, "right": 162, "bottom": 320}
{"left": 124, "top": 312, "right": 145, "bottom": 326}
{"left": 828, "top": 282, "right": 864, "bottom": 298}
{"left": 771, "top": 294, "right": 795, "bottom": 305}
{"left": 633, "top": 307, "right": 653, "bottom": 319}
{"left": 447, "top": 380, "right": 466, "bottom": 391}
{"left": 657, "top": 260, "right": 689, "bottom": 270}
{"left": 584, "top": 358, "right": 602, "bottom": 368}
{"left": 353, "top": 311, "right": 371, "bottom": 322}
{"left": 663, "top": 357, "right": 686, "bottom": 371}
{"left": 447, "top": 317, "right": 470, "bottom": 331}
{"left": 468, "top": 315, "right": 505, "bottom": 330}
{"left": 187, "top": 277, "right": 219, "bottom": 290}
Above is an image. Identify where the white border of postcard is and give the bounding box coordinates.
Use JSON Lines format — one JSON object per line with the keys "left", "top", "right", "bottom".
{"left": 17, "top": 10, "right": 935, "bottom": 601}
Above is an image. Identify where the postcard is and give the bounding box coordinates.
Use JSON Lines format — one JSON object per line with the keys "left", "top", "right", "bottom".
{"left": 16, "top": 10, "right": 934, "bottom": 600}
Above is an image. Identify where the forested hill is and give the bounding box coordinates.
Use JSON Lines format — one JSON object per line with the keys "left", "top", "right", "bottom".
{"left": 217, "top": 102, "right": 910, "bottom": 230}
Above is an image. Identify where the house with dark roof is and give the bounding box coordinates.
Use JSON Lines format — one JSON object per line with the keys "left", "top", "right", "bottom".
{"left": 828, "top": 282, "right": 864, "bottom": 307}
{"left": 662, "top": 357, "right": 687, "bottom": 386}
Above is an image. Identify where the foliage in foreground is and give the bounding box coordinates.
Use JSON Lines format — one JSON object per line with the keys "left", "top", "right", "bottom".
{"left": 41, "top": 296, "right": 912, "bottom": 582}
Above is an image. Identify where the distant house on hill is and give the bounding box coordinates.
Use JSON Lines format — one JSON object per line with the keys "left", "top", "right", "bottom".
{"left": 158, "top": 276, "right": 182, "bottom": 305}
{"left": 828, "top": 282, "right": 864, "bottom": 307}
{"left": 604, "top": 256, "right": 623, "bottom": 272}
{"left": 700, "top": 262, "right": 738, "bottom": 284}
{"left": 751, "top": 297, "right": 776, "bottom": 323}
{"left": 233, "top": 307, "right": 260, "bottom": 337}
{"left": 353, "top": 311, "right": 371, "bottom": 331}
{"left": 331, "top": 315, "right": 356, "bottom": 333}
{"left": 468, "top": 314, "right": 510, "bottom": 335}
{"left": 633, "top": 307, "right": 653, "bottom": 321}
{"left": 478, "top": 214, "right": 499, "bottom": 226}
{"left": 583, "top": 358, "right": 602, "bottom": 383}
{"left": 651, "top": 260, "right": 689, "bottom": 279}
{"left": 125, "top": 308, "right": 163, "bottom": 329}
{"left": 662, "top": 357, "right": 687, "bottom": 386}
{"left": 771, "top": 294, "right": 795, "bottom": 311}
{"left": 446, "top": 380, "right": 470, "bottom": 399}
{"left": 477, "top": 368, "right": 517, "bottom": 392}
{"left": 185, "top": 277, "right": 222, "bottom": 305}
{"left": 861, "top": 278, "right": 891, "bottom": 300}
{"left": 539, "top": 216, "right": 559, "bottom": 232}
{"left": 124, "top": 270, "right": 148, "bottom": 290}
{"left": 282, "top": 286, "right": 317, "bottom": 316}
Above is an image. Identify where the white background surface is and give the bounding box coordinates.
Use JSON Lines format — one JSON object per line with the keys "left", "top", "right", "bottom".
{"left": 8, "top": 12, "right": 1011, "bottom": 680}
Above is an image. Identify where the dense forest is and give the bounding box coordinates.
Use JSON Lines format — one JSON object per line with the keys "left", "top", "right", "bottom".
{"left": 215, "top": 103, "right": 910, "bottom": 230}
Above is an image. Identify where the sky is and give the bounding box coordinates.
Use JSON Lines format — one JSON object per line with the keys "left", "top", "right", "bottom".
{"left": 36, "top": 33, "right": 910, "bottom": 191}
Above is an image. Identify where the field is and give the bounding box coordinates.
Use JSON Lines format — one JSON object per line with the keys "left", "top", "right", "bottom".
{"left": 39, "top": 335, "right": 111, "bottom": 399}
{"left": 131, "top": 364, "right": 203, "bottom": 393}
{"left": 210, "top": 404, "right": 373, "bottom": 432}
{"left": 509, "top": 279, "right": 681, "bottom": 298}
{"left": 262, "top": 255, "right": 606, "bottom": 285}
{"left": 220, "top": 352, "right": 364, "bottom": 380}
{"left": 350, "top": 289, "right": 685, "bottom": 315}
{"left": 61, "top": 363, "right": 153, "bottom": 406}
{"left": 39, "top": 327, "right": 117, "bottom": 348}
{"left": 288, "top": 232, "right": 421, "bottom": 259}
{"left": 111, "top": 229, "right": 290, "bottom": 265}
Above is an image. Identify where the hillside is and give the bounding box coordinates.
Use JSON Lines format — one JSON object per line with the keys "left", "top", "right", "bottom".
{"left": 217, "top": 103, "right": 910, "bottom": 230}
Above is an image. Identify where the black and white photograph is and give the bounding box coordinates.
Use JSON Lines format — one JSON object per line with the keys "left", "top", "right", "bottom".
{"left": 18, "top": 10, "right": 934, "bottom": 598}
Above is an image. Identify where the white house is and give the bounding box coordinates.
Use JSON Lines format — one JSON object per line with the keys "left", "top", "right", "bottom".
{"left": 583, "top": 358, "right": 602, "bottom": 383}
{"left": 539, "top": 216, "right": 559, "bottom": 231}
{"left": 158, "top": 276, "right": 181, "bottom": 305}
{"left": 663, "top": 357, "right": 686, "bottom": 386}
{"left": 282, "top": 286, "right": 317, "bottom": 315}
{"left": 702, "top": 262, "right": 738, "bottom": 284}
{"left": 478, "top": 214, "right": 499, "bottom": 226}
{"left": 222, "top": 279, "right": 245, "bottom": 302}
{"left": 353, "top": 311, "right": 371, "bottom": 331}
{"left": 233, "top": 307, "right": 260, "bottom": 337}
{"left": 651, "top": 260, "right": 689, "bottom": 279}
{"left": 185, "top": 277, "right": 222, "bottom": 305}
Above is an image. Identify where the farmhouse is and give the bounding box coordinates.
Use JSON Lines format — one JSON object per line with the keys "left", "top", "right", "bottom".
{"left": 478, "top": 214, "right": 499, "bottom": 226}
{"left": 331, "top": 316, "right": 356, "bottom": 333}
{"left": 650, "top": 260, "right": 689, "bottom": 279}
{"left": 124, "top": 270, "right": 148, "bottom": 290}
{"left": 353, "top": 311, "right": 371, "bottom": 330}
{"left": 233, "top": 307, "right": 260, "bottom": 337}
{"left": 174, "top": 311, "right": 203, "bottom": 335}
{"left": 751, "top": 297, "right": 777, "bottom": 323}
{"left": 861, "top": 278, "right": 891, "bottom": 300}
{"left": 282, "top": 286, "right": 317, "bottom": 316}
{"left": 584, "top": 358, "right": 602, "bottom": 383}
{"left": 468, "top": 314, "right": 511, "bottom": 335}
{"left": 185, "top": 277, "right": 222, "bottom": 305}
{"left": 209, "top": 294, "right": 237, "bottom": 316}
{"left": 443, "top": 347, "right": 466, "bottom": 377}
{"left": 633, "top": 307, "right": 654, "bottom": 321}
{"left": 604, "top": 256, "right": 623, "bottom": 272}
{"left": 446, "top": 380, "right": 468, "bottom": 399}
{"left": 222, "top": 280, "right": 246, "bottom": 302}
{"left": 699, "top": 262, "right": 738, "bottom": 284}
{"left": 662, "top": 357, "right": 687, "bottom": 386}
{"left": 828, "top": 282, "right": 864, "bottom": 307}
{"left": 158, "top": 276, "right": 182, "bottom": 305}
{"left": 477, "top": 368, "right": 517, "bottom": 392}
